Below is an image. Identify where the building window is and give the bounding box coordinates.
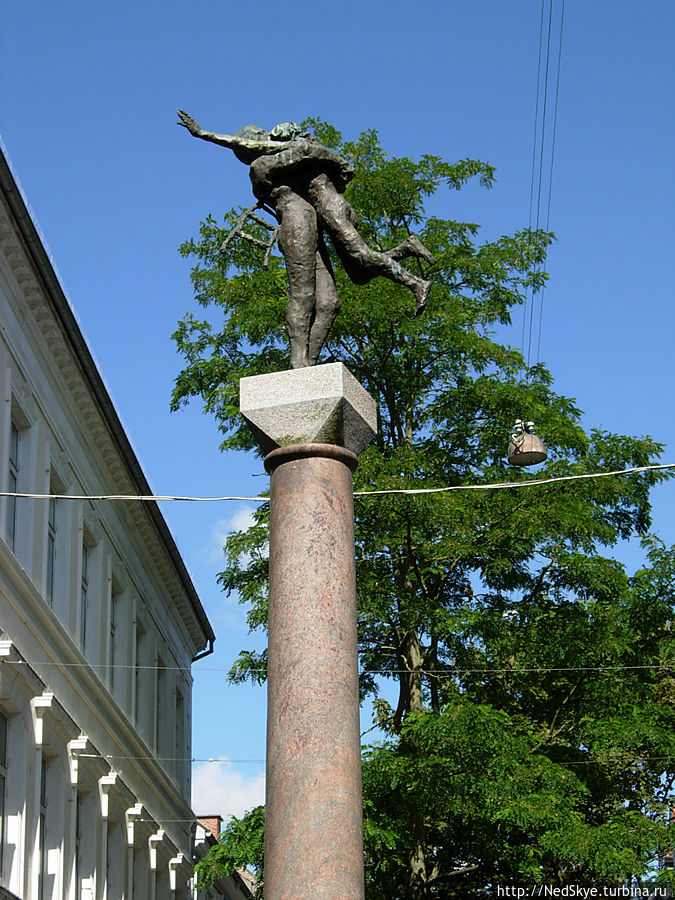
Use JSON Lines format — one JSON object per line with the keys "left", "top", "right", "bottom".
{"left": 109, "top": 589, "right": 117, "bottom": 691}
{"left": 134, "top": 621, "right": 148, "bottom": 738}
{"left": 155, "top": 659, "right": 166, "bottom": 755}
{"left": 4, "top": 406, "right": 31, "bottom": 562}
{"left": 109, "top": 582, "right": 124, "bottom": 696}
{"left": 134, "top": 626, "right": 141, "bottom": 725}
{"left": 175, "top": 689, "right": 185, "bottom": 785}
{"left": 46, "top": 493, "right": 57, "bottom": 606}
{"left": 0, "top": 711, "right": 7, "bottom": 873}
{"left": 80, "top": 543, "right": 89, "bottom": 651}
{"left": 7, "top": 422, "right": 19, "bottom": 551}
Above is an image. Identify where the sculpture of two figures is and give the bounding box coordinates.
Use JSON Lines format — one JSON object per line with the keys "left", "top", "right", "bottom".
{"left": 178, "top": 111, "right": 436, "bottom": 370}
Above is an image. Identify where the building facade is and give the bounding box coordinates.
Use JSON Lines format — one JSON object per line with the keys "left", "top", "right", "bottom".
{"left": 0, "top": 146, "right": 240, "bottom": 899}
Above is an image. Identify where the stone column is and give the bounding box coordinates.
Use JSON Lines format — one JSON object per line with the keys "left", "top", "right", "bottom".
{"left": 241, "top": 363, "right": 377, "bottom": 900}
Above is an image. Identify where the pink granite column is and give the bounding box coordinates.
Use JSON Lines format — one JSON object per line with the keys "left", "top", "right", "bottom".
{"left": 264, "top": 443, "right": 365, "bottom": 900}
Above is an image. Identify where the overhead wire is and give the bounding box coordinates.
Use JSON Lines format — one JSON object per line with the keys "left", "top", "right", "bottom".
{"left": 536, "top": 0, "right": 566, "bottom": 364}
{"left": 525, "top": 0, "right": 553, "bottom": 366}
{"left": 4, "top": 659, "right": 675, "bottom": 677}
{"left": 5, "top": 656, "right": 675, "bottom": 771}
{"left": 524, "top": 0, "right": 565, "bottom": 369}
{"left": 0, "top": 459, "right": 673, "bottom": 505}
{"left": 69, "top": 753, "right": 675, "bottom": 771}
{"left": 522, "top": 0, "right": 545, "bottom": 355}
{"left": 362, "top": 665, "right": 675, "bottom": 676}
{"left": 78, "top": 753, "right": 265, "bottom": 764}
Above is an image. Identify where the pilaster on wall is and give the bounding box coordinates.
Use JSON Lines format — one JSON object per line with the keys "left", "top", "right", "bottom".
{"left": 66, "top": 737, "right": 89, "bottom": 900}
{"left": 27, "top": 692, "right": 52, "bottom": 898}
{"left": 29, "top": 691, "right": 53, "bottom": 746}
{"left": 148, "top": 829, "right": 166, "bottom": 900}
{"left": 97, "top": 773, "right": 118, "bottom": 900}
{"left": 98, "top": 773, "right": 118, "bottom": 820}
{"left": 125, "top": 803, "right": 143, "bottom": 900}
{"left": 125, "top": 803, "right": 144, "bottom": 848}
{"left": 66, "top": 735, "right": 89, "bottom": 785}
{"left": 169, "top": 853, "right": 186, "bottom": 894}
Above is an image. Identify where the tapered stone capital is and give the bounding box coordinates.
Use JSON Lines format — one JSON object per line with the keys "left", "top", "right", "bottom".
{"left": 240, "top": 362, "right": 377, "bottom": 456}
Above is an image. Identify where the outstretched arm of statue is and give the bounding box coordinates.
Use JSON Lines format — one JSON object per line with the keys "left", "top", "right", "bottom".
{"left": 177, "top": 110, "right": 280, "bottom": 155}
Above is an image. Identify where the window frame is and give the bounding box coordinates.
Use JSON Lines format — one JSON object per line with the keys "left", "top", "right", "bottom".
{"left": 80, "top": 542, "right": 89, "bottom": 651}
{"left": 46, "top": 493, "right": 57, "bottom": 607}
{"left": 7, "top": 421, "right": 19, "bottom": 551}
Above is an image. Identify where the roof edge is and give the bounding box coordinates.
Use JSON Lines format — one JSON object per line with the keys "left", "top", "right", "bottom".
{"left": 0, "top": 143, "right": 216, "bottom": 648}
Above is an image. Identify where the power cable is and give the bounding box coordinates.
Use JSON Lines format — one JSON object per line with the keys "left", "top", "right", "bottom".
{"left": 4, "top": 659, "right": 675, "bottom": 677}
{"left": 522, "top": 0, "right": 547, "bottom": 356}
{"left": 524, "top": 0, "right": 565, "bottom": 369}
{"left": 527, "top": 0, "right": 555, "bottom": 367}
{"left": 535, "top": 0, "right": 566, "bottom": 365}
{"left": 362, "top": 665, "right": 675, "bottom": 675}
{"left": 354, "top": 462, "right": 675, "bottom": 496}
{"left": 65, "top": 754, "right": 675, "bottom": 771}
{"left": 78, "top": 754, "right": 265, "bottom": 764}
{"left": 0, "top": 460, "right": 672, "bottom": 505}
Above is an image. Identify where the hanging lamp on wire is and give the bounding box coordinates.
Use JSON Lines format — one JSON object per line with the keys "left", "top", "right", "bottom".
{"left": 507, "top": 419, "right": 547, "bottom": 467}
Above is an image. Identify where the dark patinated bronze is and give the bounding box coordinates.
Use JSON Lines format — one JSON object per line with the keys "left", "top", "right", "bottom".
{"left": 178, "top": 110, "right": 435, "bottom": 369}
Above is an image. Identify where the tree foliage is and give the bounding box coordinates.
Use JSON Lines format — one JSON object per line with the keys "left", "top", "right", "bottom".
{"left": 174, "top": 122, "right": 675, "bottom": 898}
{"left": 194, "top": 806, "right": 264, "bottom": 898}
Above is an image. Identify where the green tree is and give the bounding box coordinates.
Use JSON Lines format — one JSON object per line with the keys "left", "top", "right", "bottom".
{"left": 173, "top": 122, "right": 675, "bottom": 897}
{"left": 194, "top": 806, "right": 265, "bottom": 898}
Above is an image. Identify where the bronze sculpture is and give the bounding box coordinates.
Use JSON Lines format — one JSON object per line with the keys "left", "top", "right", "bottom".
{"left": 178, "top": 111, "right": 435, "bottom": 369}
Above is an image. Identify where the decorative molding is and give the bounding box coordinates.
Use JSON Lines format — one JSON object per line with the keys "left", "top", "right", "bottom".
{"left": 0, "top": 162, "right": 206, "bottom": 882}
{"left": 111, "top": 559, "right": 127, "bottom": 593}
{"left": 98, "top": 773, "right": 119, "bottom": 819}
{"left": 9, "top": 369, "right": 37, "bottom": 423}
{"left": 30, "top": 690, "right": 54, "bottom": 745}
{"left": 169, "top": 853, "right": 188, "bottom": 890}
{"left": 0, "top": 196, "right": 207, "bottom": 651}
{"left": 67, "top": 735, "right": 90, "bottom": 785}
{"left": 148, "top": 829, "right": 166, "bottom": 871}
{"left": 82, "top": 508, "right": 103, "bottom": 545}
{"left": 125, "top": 803, "right": 144, "bottom": 847}
{"left": 0, "top": 546, "right": 194, "bottom": 852}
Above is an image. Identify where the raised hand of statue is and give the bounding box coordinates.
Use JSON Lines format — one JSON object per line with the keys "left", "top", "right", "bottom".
{"left": 177, "top": 109, "right": 201, "bottom": 136}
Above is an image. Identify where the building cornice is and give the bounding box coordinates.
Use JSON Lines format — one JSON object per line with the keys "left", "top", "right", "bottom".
{"left": 0, "top": 146, "right": 215, "bottom": 652}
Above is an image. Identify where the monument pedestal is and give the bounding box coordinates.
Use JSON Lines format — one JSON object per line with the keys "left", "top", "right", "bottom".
{"left": 240, "top": 364, "right": 376, "bottom": 900}
{"left": 240, "top": 361, "right": 377, "bottom": 456}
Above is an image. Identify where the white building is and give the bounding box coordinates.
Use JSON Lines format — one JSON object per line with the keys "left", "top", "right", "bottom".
{"left": 0, "top": 147, "right": 246, "bottom": 899}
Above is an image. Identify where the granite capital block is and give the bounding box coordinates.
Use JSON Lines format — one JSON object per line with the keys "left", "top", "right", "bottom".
{"left": 239, "top": 362, "right": 377, "bottom": 455}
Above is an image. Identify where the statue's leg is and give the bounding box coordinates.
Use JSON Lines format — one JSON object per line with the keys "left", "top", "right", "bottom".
{"left": 276, "top": 188, "right": 319, "bottom": 368}
{"left": 338, "top": 196, "right": 435, "bottom": 264}
{"left": 307, "top": 174, "right": 432, "bottom": 314}
{"left": 308, "top": 234, "right": 340, "bottom": 366}
{"left": 386, "top": 234, "right": 436, "bottom": 265}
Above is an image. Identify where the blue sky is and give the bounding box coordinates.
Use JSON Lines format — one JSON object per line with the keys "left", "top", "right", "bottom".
{"left": 1, "top": 0, "right": 674, "bottom": 819}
